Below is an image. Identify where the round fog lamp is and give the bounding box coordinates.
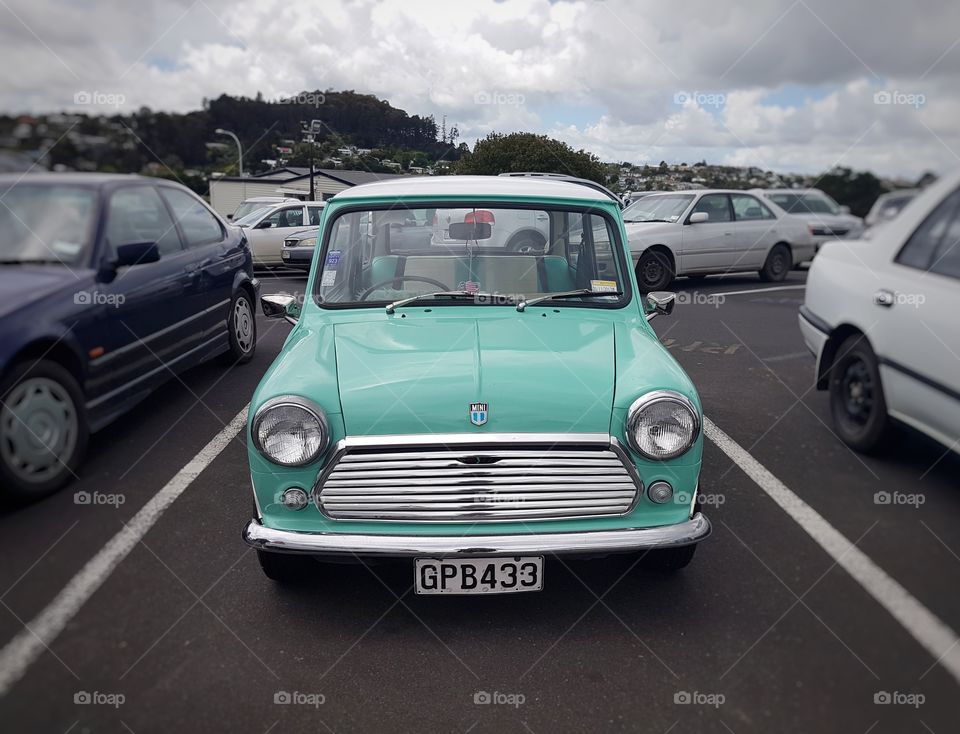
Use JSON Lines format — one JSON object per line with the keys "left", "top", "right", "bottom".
{"left": 648, "top": 481, "right": 673, "bottom": 504}
{"left": 281, "top": 487, "right": 309, "bottom": 510}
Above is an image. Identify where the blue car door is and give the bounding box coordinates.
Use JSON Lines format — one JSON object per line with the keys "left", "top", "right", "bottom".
{"left": 84, "top": 184, "right": 197, "bottom": 413}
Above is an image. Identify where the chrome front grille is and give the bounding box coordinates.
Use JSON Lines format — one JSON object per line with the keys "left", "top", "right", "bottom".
{"left": 315, "top": 434, "right": 642, "bottom": 522}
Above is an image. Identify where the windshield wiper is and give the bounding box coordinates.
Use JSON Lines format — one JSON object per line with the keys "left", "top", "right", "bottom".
{"left": 385, "top": 290, "right": 479, "bottom": 314}
{"left": 516, "top": 289, "right": 623, "bottom": 312}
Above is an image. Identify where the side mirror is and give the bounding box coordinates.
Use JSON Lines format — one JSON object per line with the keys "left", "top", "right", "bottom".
{"left": 688, "top": 212, "right": 709, "bottom": 224}
{"left": 839, "top": 205, "right": 851, "bottom": 215}
{"left": 255, "top": 220, "right": 273, "bottom": 229}
{"left": 97, "top": 241, "right": 159, "bottom": 283}
{"left": 645, "top": 291, "right": 675, "bottom": 321}
{"left": 261, "top": 294, "right": 300, "bottom": 325}
{"left": 226, "top": 213, "right": 234, "bottom": 221}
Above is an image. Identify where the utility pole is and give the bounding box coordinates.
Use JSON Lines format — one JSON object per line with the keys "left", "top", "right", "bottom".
{"left": 309, "top": 157, "right": 315, "bottom": 200}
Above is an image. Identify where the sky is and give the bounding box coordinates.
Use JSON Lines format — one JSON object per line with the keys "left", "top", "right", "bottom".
{"left": 1, "top": 0, "right": 959, "bottom": 178}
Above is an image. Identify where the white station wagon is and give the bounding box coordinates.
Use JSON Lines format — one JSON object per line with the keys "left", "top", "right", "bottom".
{"left": 800, "top": 169, "right": 960, "bottom": 453}
{"left": 623, "top": 189, "right": 816, "bottom": 291}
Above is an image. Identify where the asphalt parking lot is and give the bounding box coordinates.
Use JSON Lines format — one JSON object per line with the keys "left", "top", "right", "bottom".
{"left": 1, "top": 268, "right": 958, "bottom": 733}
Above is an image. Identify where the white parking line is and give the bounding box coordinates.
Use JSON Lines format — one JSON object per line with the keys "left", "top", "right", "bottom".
{"left": 703, "top": 416, "right": 960, "bottom": 685}
{"left": 0, "top": 406, "right": 249, "bottom": 697}
{"left": 705, "top": 285, "right": 807, "bottom": 298}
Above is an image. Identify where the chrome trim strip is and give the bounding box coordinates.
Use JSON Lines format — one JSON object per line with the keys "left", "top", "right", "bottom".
{"left": 243, "top": 512, "right": 711, "bottom": 556}
{"left": 339, "top": 432, "right": 611, "bottom": 448}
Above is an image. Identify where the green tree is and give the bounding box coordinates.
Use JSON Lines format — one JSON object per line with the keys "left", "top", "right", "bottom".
{"left": 817, "top": 167, "right": 886, "bottom": 218}
{"left": 454, "top": 132, "right": 607, "bottom": 183}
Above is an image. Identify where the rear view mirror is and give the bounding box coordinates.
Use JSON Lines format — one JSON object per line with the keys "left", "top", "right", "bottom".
{"left": 645, "top": 291, "right": 675, "bottom": 321}
{"left": 262, "top": 294, "right": 300, "bottom": 325}
{"left": 116, "top": 241, "right": 160, "bottom": 267}
{"left": 688, "top": 212, "right": 709, "bottom": 224}
{"left": 448, "top": 222, "right": 492, "bottom": 240}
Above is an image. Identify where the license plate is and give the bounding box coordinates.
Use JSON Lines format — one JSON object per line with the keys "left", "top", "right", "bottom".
{"left": 414, "top": 557, "right": 543, "bottom": 595}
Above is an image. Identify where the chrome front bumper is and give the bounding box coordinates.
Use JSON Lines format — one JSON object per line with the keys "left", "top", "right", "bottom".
{"left": 243, "top": 512, "right": 711, "bottom": 557}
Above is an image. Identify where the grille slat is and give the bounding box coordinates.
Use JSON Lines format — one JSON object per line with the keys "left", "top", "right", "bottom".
{"left": 317, "top": 441, "right": 641, "bottom": 522}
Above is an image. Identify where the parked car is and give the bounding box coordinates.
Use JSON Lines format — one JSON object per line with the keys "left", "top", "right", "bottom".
{"left": 623, "top": 189, "right": 817, "bottom": 291}
{"left": 234, "top": 201, "right": 326, "bottom": 268}
{"left": 243, "top": 175, "right": 711, "bottom": 587}
{"left": 864, "top": 189, "right": 920, "bottom": 228}
{"left": 754, "top": 188, "right": 865, "bottom": 249}
{"left": 281, "top": 228, "right": 319, "bottom": 271}
{"left": 229, "top": 196, "right": 300, "bottom": 222}
{"left": 0, "top": 173, "right": 259, "bottom": 501}
{"left": 799, "top": 170, "right": 960, "bottom": 454}
{"left": 431, "top": 206, "right": 550, "bottom": 252}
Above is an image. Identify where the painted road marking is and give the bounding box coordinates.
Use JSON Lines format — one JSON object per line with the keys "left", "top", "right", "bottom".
{"left": 705, "top": 285, "right": 807, "bottom": 298}
{"left": 0, "top": 407, "right": 250, "bottom": 697}
{"left": 703, "top": 416, "right": 960, "bottom": 685}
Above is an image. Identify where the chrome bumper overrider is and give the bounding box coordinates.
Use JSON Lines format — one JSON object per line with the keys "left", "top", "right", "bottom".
{"left": 243, "top": 512, "right": 711, "bottom": 557}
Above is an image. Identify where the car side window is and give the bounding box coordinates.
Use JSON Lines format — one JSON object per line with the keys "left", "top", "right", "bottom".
{"left": 104, "top": 186, "right": 182, "bottom": 259}
{"left": 160, "top": 188, "right": 224, "bottom": 248}
{"left": 731, "top": 194, "right": 774, "bottom": 221}
{"left": 929, "top": 194, "right": 960, "bottom": 280}
{"left": 308, "top": 206, "right": 324, "bottom": 225}
{"left": 279, "top": 207, "right": 304, "bottom": 228}
{"left": 691, "top": 194, "right": 732, "bottom": 222}
{"left": 896, "top": 189, "right": 960, "bottom": 272}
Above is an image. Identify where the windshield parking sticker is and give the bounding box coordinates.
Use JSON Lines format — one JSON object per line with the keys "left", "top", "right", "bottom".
{"left": 590, "top": 279, "right": 618, "bottom": 293}
{"left": 320, "top": 269, "right": 337, "bottom": 287}
{"left": 326, "top": 250, "right": 341, "bottom": 266}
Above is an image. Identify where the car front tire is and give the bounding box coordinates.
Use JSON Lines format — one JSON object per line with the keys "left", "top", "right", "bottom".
{"left": 257, "top": 550, "right": 317, "bottom": 583}
{"left": 0, "top": 360, "right": 88, "bottom": 503}
{"left": 759, "top": 243, "right": 791, "bottom": 282}
{"left": 828, "top": 334, "right": 891, "bottom": 453}
{"left": 636, "top": 249, "right": 674, "bottom": 291}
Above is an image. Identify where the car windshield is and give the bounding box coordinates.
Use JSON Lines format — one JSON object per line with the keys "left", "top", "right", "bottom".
{"left": 234, "top": 207, "right": 273, "bottom": 226}
{"left": 314, "top": 205, "right": 629, "bottom": 309}
{"left": 233, "top": 202, "right": 274, "bottom": 220}
{"left": 0, "top": 183, "right": 97, "bottom": 265}
{"left": 769, "top": 192, "right": 840, "bottom": 215}
{"left": 622, "top": 194, "right": 694, "bottom": 223}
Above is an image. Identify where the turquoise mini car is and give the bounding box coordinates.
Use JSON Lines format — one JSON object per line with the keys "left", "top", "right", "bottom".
{"left": 243, "top": 175, "right": 710, "bottom": 592}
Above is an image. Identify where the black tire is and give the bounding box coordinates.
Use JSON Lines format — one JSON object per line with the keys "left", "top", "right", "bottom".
{"left": 0, "top": 360, "right": 88, "bottom": 502}
{"left": 642, "top": 544, "right": 697, "bottom": 571}
{"left": 636, "top": 249, "right": 674, "bottom": 292}
{"left": 828, "top": 334, "right": 891, "bottom": 453}
{"left": 759, "top": 243, "right": 791, "bottom": 282}
{"left": 257, "top": 550, "right": 317, "bottom": 584}
{"left": 220, "top": 289, "right": 257, "bottom": 365}
{"left": 508, "top": 233, "right": 546, "bottom": 254}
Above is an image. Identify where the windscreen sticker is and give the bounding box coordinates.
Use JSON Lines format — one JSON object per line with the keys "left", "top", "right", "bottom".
{"left": 320, "top": 269, "right": 337, "bottom": 287}
{"left": 326, "top": 250, "right": 341, "bottom": 266}
{"left": 590, "top": 279, "right": 618, "bottom": 293}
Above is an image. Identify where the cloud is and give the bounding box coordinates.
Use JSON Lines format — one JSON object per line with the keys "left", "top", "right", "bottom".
{"left": 1, "top": 0, "right": 958, "bottom": 176}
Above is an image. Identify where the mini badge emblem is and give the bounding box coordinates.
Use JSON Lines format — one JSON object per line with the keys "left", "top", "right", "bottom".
{"left": 469, "top": 402, "right": 488, "bottom": 426}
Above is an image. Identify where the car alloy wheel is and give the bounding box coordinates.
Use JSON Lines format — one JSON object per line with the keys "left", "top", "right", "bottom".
{"left": 0, "top": 377, "right": 79, "bottom": 484}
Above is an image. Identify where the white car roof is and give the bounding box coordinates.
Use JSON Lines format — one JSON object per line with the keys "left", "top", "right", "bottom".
{"left": 332, "top": 175, "right": 613, "bottom": 203}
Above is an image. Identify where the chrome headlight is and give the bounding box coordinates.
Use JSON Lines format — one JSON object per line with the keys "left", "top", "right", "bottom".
{"left": 626, "top": 390, "right": 700, "bottom": 460}
{"left": 252, "top": 396, "right": 329, "bottom": 466}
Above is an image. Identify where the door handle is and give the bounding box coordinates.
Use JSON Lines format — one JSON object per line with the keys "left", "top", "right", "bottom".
{"left": 724, "top": 231, "right": 734, "bottom": 236}
{"left": 874, "top": 289, "right": 895, "bottom": 308}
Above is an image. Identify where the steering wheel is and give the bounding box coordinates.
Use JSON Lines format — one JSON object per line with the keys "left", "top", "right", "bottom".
{"left": 358, "top": 275, "right": 453, "bottom": 301}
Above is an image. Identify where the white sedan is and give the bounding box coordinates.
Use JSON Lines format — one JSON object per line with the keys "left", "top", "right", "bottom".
{"left": 799, "top": 169, "right": 960, "bottom": 454}
{"left": 623, "top": 189, "right": 816, "bottom": 291}
{"left": 234, "top": 200, "right": 326, "bottom": 267}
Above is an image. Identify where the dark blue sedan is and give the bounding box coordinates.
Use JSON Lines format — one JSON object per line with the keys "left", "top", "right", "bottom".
{"left": 0, "top": 173, "right": 259, "bottom": 501}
